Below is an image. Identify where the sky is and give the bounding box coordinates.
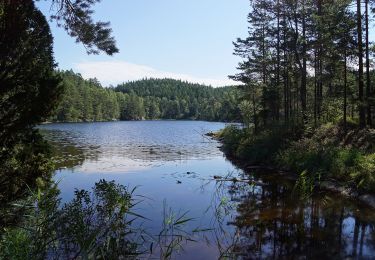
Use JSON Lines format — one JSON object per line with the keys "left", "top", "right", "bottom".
{"left": 36, "top": 0, "right": 249, "bottom": 87}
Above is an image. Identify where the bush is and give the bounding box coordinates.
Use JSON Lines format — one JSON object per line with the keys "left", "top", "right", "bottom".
{"left": 278, "top": 123, "right": 375, "bottom": 193}
{"left": 217, "top": 125, "right": 245, "bottom": 156}
{"left": 219, "top": 125, "right": 298, "bottom": 165}
{"left": 220, "top": 122, "right": 375, "bottom": 193}
{"left": 0, "top": 130, "right": 55, "bottom": 228}
{"left": 0, "top": 180, "right": 141, "bottom": 259}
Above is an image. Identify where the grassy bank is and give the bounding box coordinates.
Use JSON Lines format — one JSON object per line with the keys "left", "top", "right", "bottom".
{"left": 217, "top": 122, "right": 375, "bottom": 194}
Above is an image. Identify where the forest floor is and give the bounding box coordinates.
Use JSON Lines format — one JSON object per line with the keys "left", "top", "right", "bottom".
{"left": 213, "top": 122, "right": 375, "bottom": 208}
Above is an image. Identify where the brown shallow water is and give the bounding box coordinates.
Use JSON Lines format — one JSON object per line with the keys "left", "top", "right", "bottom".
{"left": 39, "top": 121, "right": 375, "bottom": 259}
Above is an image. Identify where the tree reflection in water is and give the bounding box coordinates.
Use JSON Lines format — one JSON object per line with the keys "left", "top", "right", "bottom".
{"left": 203, "top": 171, "right": 375, "bottom": 259}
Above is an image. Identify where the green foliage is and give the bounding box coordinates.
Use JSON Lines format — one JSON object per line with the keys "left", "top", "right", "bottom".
{"left": 0, "top": 180, "right": 141, "bottom": 259}
{"left": 218, "top": 125, "right": 299, "bottom": 165}
{"left": 278, "top": 123, "right": 375, "bottom": 193}
{"left": 217, "top": 125, "right": 245, "bottom": 155}
{"left": 116, "top": 78, "right": 241, "bottom": 121}
{"left": 48, "top": 0, "right": 119, "bottom": 55}
{"left": 52, "top": 72, "right": 241, "bottom": 122}
{"left": 220, "top": 122, "right": 375, "bottom": 193}
{"left": 0, "top": 228, "right": 30, "bottom": 260}
{"left": 158, "top": 200, "right": 195, "bottom": 260}
{"left": 0, "top": 131, "right": 55, "bottom": 228}
{"left": 351, "top": 153, "right": 375, "bottom": 191}
{"left": 0, "top": 180, "right": 201, "bottom": 259}
{"left": 52, "top": 70, "right": 120, "bottom": 122}
{"left": 230, "top": 0, "right": 375, "bottom": 132}
{"left": 0, "top": 1, "right": 62, "bottom": 218}
{"left": 0, "top": 0, "right": 62, "bottom": 147}
{"left": 235, "top": 129, "right": 291, "bottom": 164}
{"left": 293, "top": 170, "right": 320, "bottom": 199}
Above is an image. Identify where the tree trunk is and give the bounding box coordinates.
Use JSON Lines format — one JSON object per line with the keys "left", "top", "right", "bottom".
{"left": 301, "top": 1, "right": 307, "bottom": 122}
{"left": 344, "top": 49, "right": 347, "bottom": 132}
{"left": 276, "top": 0, "right": 281, "bottom": 122}
{"left": 365, "top": 0, "right": 372, "bottom": 126}
{"left": 314, "top": 51, "right": 318, "bottom": 127}
{"left": 357, "top": 0, "right": 366, "bottom": 128}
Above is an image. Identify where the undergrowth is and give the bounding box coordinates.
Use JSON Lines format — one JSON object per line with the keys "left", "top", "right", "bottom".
{"left": 218, "top": 122, "right": 375, "bottom": 194}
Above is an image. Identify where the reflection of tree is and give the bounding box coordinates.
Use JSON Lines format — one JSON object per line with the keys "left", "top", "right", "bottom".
{"left": 41, "top": 129, "right": 100, "bottom": 170}
{"left": 200, "top": 172, "right": 251, "bottom": 258}
{"left": 41, "top": 128, "right": 221, "bottom": 170}
{"left": 205, "top": 173, "right": 375, "bottom": 259}
{"left": 50, "top": 140, "right": 98, "bottom": 170}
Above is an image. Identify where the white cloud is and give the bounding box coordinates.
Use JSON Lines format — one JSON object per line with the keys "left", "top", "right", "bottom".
{"left": 74, "top": 61, "right": 237, "bottom": 87}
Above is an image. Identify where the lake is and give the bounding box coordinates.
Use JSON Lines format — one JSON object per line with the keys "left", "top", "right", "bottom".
{"left": 39, "top": 121, "right": 375, "bottom": 259}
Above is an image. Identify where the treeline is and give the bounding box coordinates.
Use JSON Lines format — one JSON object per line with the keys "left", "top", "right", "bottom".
{"left": 51, "top": 70, "right": 240, "bottom": 122}
{"left": 52, "top": 70, "right": 120, "bottom": 122}
{"left": 219, "top": 0, "right": 375, "bottom": 195}
{"left": 232, "top": 0, "right": 375, "bottom": 131}
{"left": 115, "top": 78, "right": 239, "bottom": 121}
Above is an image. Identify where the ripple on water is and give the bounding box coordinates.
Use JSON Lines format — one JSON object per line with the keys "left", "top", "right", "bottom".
{"left": 38, "top": 121, "right": 375, "bottom": 259}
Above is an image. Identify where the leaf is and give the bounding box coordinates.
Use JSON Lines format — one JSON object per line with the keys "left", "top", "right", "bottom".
{"left": 174, "top": 218, "right": 194, "bottom": 226}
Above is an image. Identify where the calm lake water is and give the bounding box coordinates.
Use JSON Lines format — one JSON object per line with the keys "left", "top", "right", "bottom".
{"left": 39, "top": 121, "right": 375, "bottom": 259}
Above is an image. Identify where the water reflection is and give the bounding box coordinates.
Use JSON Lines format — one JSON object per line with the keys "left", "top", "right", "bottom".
{"left": 204, "top": 172, "right": 375, "bottom": 259}
{"left": 38, "top": 121, "right": 375, "bottom": 259}
{"left": 39, "top": 121, "right": 224, "bottom": 173}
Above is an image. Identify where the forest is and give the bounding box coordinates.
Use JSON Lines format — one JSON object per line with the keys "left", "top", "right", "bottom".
{"left": 52, "top": 70, "right": 240, "bottom": 122}
{"left": 219, "top": 0, "right": 375, "bottom": 195}
{"left": 230, "top": 0, "right": 371, "bottom": 129}
{"left": 2, "top": 0, "right": 375, "bottom": 258}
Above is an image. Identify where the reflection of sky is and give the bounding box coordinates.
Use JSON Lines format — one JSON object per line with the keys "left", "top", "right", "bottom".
{"left": 42, "top": 121, "right": 239, "bottom": 258}
{"left": 40, "top": 121, "right": 375, "bottom": 259}
{"left": 39, "top": 121, "right": 229, "bottom": 173}
{"left": 54, "top": 154, "right": 239, "bottom": 259}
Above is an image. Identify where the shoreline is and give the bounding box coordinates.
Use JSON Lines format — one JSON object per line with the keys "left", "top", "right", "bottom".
{"left": 41, "top": 119, "right": 239, "bottom": 125}
{"left": 209, "top": 133, "right": 375, "bottom": 209}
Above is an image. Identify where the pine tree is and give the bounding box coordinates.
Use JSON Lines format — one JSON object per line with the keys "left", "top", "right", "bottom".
{"left": 357, "top": 0, "right": 366, "bottom": 127}
{"left": 0, "top": 0, "right": 62, "bottom": 147}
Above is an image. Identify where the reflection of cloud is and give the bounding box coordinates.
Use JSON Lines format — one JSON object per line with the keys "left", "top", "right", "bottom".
{"left": 77, "top": 156, "right": 156, "bottom": 174}
{"left": 75, "top": 61, "right": 237, "bottom": 87}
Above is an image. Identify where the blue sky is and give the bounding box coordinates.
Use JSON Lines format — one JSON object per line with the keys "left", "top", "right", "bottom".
{"left": 36, "top": 0, "right": 249, "bottom": 87}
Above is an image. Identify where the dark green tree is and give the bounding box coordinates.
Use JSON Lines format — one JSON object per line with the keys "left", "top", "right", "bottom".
{"left": 0, "top": 0, "right": 61, "bottom": 207}
{"left": 0, "top": 0, "right": 62, "bottom": 146}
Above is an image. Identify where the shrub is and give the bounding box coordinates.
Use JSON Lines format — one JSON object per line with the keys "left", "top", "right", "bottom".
{"left": 0, "top": 180, "right": 141, "bottom": 259}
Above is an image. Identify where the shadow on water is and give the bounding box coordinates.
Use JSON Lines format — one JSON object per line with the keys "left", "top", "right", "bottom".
{"left": 39, "top": 129, "right": 100, "bottom": 170}
{"left": 39, "top": 122, "right": 224, "bottom": 167}
{"left": 202, "top": 171, "right": 375, "bottom": 259}
{"left": 35, "top": 121, "right": 375, "bottom": 259}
